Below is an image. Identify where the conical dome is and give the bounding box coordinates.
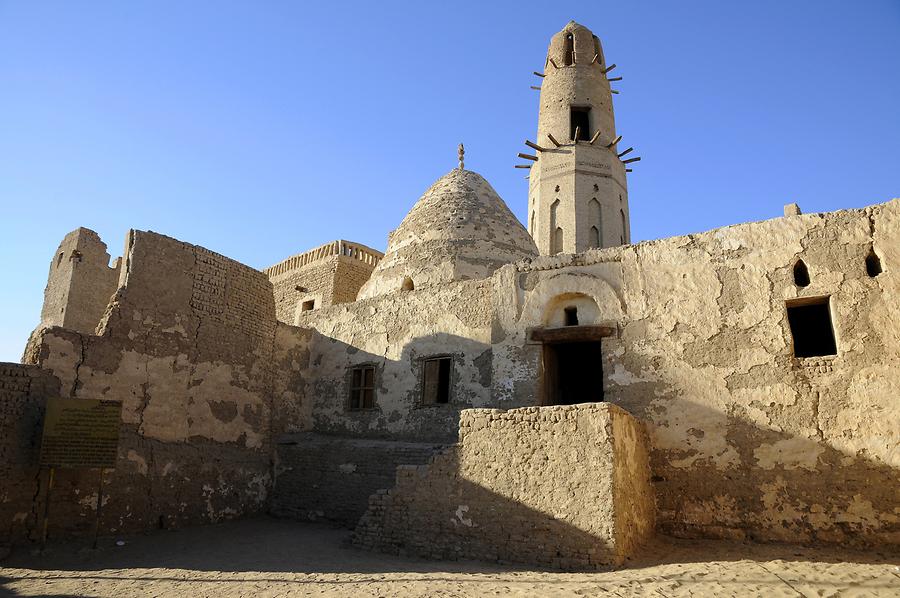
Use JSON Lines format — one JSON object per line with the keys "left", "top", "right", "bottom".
{"left": 359, "top": 168, "right": 538, "bottom": 299}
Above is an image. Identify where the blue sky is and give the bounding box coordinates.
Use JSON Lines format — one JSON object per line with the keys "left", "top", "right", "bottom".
{"left": 1, "top": 1, "right": 898, "bottom": 361}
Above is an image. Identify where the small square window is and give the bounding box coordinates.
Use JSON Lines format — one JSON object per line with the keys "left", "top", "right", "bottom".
{"left": 786, "top": 297, "right": 837, "bottom": 358}
{"left": 422, "top": 357, "right": 451, "bottom": 405}
{"left": 301, "top": 299, "right": 315, "bottom": 312}
{"left": 349, "top": 365, "right": 376, "bottom": 409}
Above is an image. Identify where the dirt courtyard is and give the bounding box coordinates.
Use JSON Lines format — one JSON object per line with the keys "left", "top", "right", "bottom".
{"left": 1, "top": 517, "right": 897, "bottom": 597}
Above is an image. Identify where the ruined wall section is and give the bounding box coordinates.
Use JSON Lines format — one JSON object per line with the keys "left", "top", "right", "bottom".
{"left": 0, "top": 364, "right": 61, "bottom": 546}
{"left": 352, "top": 404, "right": 655, "bottom": 570}
{"left": 296, "top": 279, "right": 494, "bottom": 442}
{"left": 39, "top": 228, "right": 121, "bottom": 335}
{"left": 265, "top": 241, "right": 382, "bottom": 324}
{"left": 492, "top": 199, "right": 900, "bottom": 547}
{"left": 271, "top": 433, "right": 445, "bottom": 526}
{"left": 20, "top": 230, "right": 279, "bottom": 539}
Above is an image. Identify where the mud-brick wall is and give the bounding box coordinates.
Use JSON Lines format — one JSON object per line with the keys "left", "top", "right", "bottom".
{"left": 296, "top": 279, "right": 495, "bottom": 442}
{"left": 39, "top": 227, "right": 120, "bottom": 335}
{"left": 271, "top": 433, "right": 444, "bottom": 526}
{"left": 492, "top": 199, "right": 900, "bottom": 548}
{"left": 353, "top": 404, "right": 655, "bottom": 571}
{"left": 268, "top": 255, "right": 377, "bottom": 325}
{"left": 0, "top": 364, "right": 61, "bottom": 546}
{"left": 20, "top": 229, "right": 278, "bottom": 540}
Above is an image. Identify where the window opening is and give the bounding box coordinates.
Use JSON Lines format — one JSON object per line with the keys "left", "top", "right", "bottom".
{"left": 793, "top": 259, "right": 810, "bottom": 287}
{"left": 401, "top": 277, "right": 415, "bottom": 291}
{"left": 589, "top": 226, "right": 600, "bottom": 249}
{"left": 786, "top": 297, "right": 837, "bottom": 357}
{"left": 553, "top": 227, "right": 564, "bottom": 254}
{"left": 349, "top": 365, "right": 376, "bottom": 409}
{"left": 563, "top": 33, "right": 574, "bottom": 66}
{"left": 865, "top": 247, "right": 883, "bottom": 277}
{"left": 301, "top": 299, "right": 315, "bottom": 311}
{"left": 620, "top": 208, "right": 627, "bottom": 243}
{"left": 564, "top": 306, "right": 579, "bottom": 326}
{"left": 422, "top": 357, "right": 451, "bottom": 405}
{"left": 570, "top": 107, "right": 590, "bottom": 141}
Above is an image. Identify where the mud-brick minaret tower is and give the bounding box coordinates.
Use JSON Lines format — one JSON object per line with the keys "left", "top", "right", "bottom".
{"left": 526, "top": 21, "right": 632, "bottom": 255}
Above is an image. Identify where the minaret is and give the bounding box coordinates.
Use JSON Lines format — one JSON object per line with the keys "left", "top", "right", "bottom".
{"left": 524, "top": 21, "right": 633, "bottom": 255}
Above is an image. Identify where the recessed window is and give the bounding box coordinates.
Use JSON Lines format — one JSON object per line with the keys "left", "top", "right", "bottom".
{"left": 563, "top": 33, "right": 574, "bottom": 66}
{"left": 301, "top": 299, "right": 315, "bottom": 311}
{"left": 793, "top": 260, "right": 810, "bottom": 287}
{"left": 564, "top": 306, "right": 579, "bottom": 326}
{"left": 349, "top": 365, "right": 376, "bottom": 409}
{"left": 865, "top": 247, "right": 883, "bottom": 277}
{"left": 401, "top": 277, "right": 415, "bottom": 291}
{"left": 786, "top": 297, "right": 837, "bottom": 358}
{"left": 422, "top": 357, "right": 451, "bottom": 405}
{"left": 570, "top": 107, "right": 590, "bottom": 141}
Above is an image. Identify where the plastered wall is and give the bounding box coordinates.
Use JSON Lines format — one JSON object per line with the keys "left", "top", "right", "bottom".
{"left": 352, "top": 404, "right": 655, "bottom": 570}
{"left": 492, "top": 199, "right": 900, "bottom": 546}
{"left": 17, "top": 229, "right": 279, "bottom": 539}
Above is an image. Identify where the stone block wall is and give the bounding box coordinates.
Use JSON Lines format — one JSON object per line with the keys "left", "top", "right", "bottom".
{"left": 271, "top": 433, "right": 445, "bottom": 526}
{"left": 352, "top": 404, "right": 655, "bottom": 570}
{"left": 39, "top": 228, "right": 121, "bottom": 335}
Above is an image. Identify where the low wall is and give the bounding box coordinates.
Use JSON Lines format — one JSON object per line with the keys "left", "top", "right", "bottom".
{"left": 352, "top": 404, "right": 655, "bottom": 570}
{"left": 0, "top": 364, "right": 61, "bottom": 546}
{"left": 271, "top": 433, "right": 444, "bottom": 526}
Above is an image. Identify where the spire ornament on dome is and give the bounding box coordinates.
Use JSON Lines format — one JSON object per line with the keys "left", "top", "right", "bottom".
{"left": 458, "top": 143, "right": 465, "bottom": 170}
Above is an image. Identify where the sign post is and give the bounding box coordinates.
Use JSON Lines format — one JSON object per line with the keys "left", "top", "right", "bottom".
{"left": 38, "top": 398, "right": 122, "bottom": 549}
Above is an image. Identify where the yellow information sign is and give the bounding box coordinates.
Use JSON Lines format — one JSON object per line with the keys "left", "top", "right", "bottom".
{"left": 39, "top": 398, "right": 122, "bottom": 469}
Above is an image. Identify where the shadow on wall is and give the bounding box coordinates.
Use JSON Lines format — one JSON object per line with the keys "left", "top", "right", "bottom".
{"left": 303, "top": 329, "right": 497, "bottom": 443}
{"left": 609, "top": 389, "right": 900, "bottom": 547}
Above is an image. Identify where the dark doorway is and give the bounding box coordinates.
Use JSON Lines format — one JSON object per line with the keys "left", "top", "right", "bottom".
{"left": 570, "top": 107, "right": 591, "bottom": 141}
{"left": 542, "top": 341, "right": 604, "bottom": 405}
{"left": 786, "top": 297, "right": 837, "bottom": 357}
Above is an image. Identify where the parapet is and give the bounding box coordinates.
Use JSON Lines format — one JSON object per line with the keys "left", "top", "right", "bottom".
{"left": 264, "top": 240, "right": 384, "bottom": 324}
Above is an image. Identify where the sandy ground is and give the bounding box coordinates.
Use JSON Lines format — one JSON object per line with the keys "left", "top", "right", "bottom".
{"left": 1, "top": 517, "right": 898, "bottom": 597}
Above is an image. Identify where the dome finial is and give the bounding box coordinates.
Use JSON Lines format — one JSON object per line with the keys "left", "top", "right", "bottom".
{"left": 458, "top": 143, "right": 465, "bottom": 170}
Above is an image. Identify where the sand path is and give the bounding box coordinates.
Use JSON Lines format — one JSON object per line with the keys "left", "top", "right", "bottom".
{"left": 2, "top": 517, "right": 898, "bottom": 597}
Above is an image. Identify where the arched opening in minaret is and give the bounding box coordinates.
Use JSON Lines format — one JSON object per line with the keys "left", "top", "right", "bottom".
{"left": 570, "top": 107, "right": 591, "bottom": 141}
{"left": 563, "top": 33, "right": 574, "bottom": 66}
{"left": 589, "top": 199, "right": 602, "bottom": 248}
{"left": 620, "top": 209, "right": 627, "bottom": 244}
{"left": 550, "top": 199, "right": 561, "bottom": 253}
{"left": 553, "top": 227, "right": 564, "bottom": 255}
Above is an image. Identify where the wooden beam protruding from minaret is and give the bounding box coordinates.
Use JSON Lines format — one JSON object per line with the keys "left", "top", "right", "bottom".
{"left": 525, "top": 140, "right": 546, "bottom": 152}
{"left": 606, "top": 135, "right": 622, "bottom": 149}
{"left": 547, "top": 134, "right": 562, "bottom": 147}
{"left": 617, "top": 147, "right": 634, "bottom": 158}
{"left": 589, "top": 130, "right": 602, "bottom": 145}
{"left": 602, "top": 63, "right": 616, "bottom": 74}
{"left": 517, "top": 153, "right": 539, "bottom": 161}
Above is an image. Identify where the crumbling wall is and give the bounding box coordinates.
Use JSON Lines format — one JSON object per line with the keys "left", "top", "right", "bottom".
{"left": 271, "top": 433, "right": 444, "bottom": 525}
{"left": 19, "top": 229, "right": 278, "bottom": 540}
{"left": 296, "top": 278, "right": 495, "bottom": 442}
{"left": 0, "top": 364, "right": 61, "bottom": 546}
{"left": 39, "top": 228, "right": 121, "bottom": 335}
{"left": 493, "top": 198, "right": 900, "bottom": 547}
{"left": 353, "top": 404, "right": 655, "bottom": 570}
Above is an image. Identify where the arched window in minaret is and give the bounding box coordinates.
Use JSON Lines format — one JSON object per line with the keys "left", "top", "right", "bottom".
{"left": 563, "top": 33, "right": 574, "bottom": 66}
{"left": 593, "top": 36, "right": 601, "bottom": 59}
{"left": 589, "top": 199, "right": 602, "bottom": 248}
{"left": 550, "top": 199, "right": 562, "bottom": 254}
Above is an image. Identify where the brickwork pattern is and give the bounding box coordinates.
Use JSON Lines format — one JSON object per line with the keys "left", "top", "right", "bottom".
{"left": 352, "top": 405, "right": 655, "bottom": 571}
{"left": 271, "top": 433, "right": 445, "bottom": 526}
